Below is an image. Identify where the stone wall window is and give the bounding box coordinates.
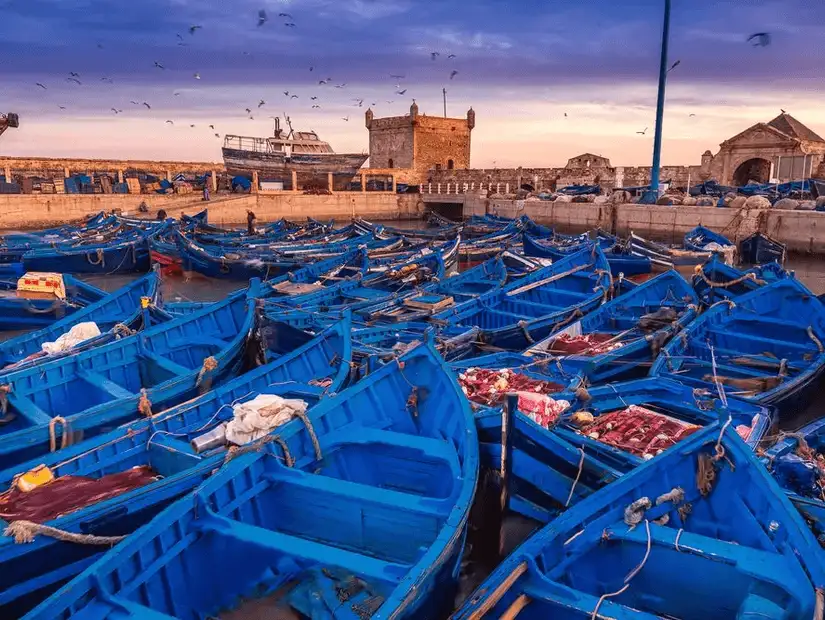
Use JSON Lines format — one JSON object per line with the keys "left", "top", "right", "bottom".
{"left": 448, "top": 159, "right": 454, "bottom": 170}
{"left": 388, "top": 158, "right": 394, "bottom": 169}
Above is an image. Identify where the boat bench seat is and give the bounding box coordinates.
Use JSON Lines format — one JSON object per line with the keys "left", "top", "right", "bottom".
{"left": 76, "top": 369, "right": 133, "bottom": 399}
{"left": 322, "top": 427, "right": 461, "bottom": 479}
{"left": 264, "top": 464, "right": 453, "bottom": 518}
{"left": 139, "top": 350, "right": 192, "bottom": 377}
{"left": 168, "top": 335, "right": 228, "bottom": 350}
{"left": 193, "top": 510, "right": 409, "bottom": 583}
{"left": 704, "top": 328, "right": 816, "bottom": 353}
{"left": 7, "top": 393, "right": 53, "bottom": 426}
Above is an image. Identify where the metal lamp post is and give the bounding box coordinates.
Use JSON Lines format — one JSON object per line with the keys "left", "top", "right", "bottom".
{"left": 642, "top": 0, "right": 672, "bottom": 204}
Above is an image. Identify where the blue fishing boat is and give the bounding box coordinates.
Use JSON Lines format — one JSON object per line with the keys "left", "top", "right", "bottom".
{"left": 527, "top": 270, "right": 699, "bottom": 383}
{"left": 24, "top": 340, "right": 478, "bottom": 620}
{"left": 629, "top": 231, "right": 719, "bottom": 270}
{"left": 433, "top": 245, "right": 612, "bottom": 350}
{"left": 739, "top": 231, "right": 787, "bottom": 265}
{"left": 650, "top": 278, "right": 825, "bottom": 411}
{"left": 454, "top": 422, "right": 825, "bottom": 619}
{"left": 22, "top": 232, "right": 152, "bottom": 274}
{"left": 523, "top": 231, "right": 651, "bottom": 277}
{"left": 472, "top": 376, "right": 770, "bottom": 523}
{"left": 0, "top": 318, "right": 353, "bottom": 618}
{"left": 0, "top": 270, "right": 161, "bottom": 370}
{"left": 262, "top": 243, "right": 450, "bottom": 317}
{"left": 692, "top": 253, "right": 788, "bottom": 306}
{"left": 765, "top": 418, "right": 825, "bottom": 545}
{"left": 0, "top": 286, "right": 257, "bottom": 470}
{"left": 0, "top": 274, "right": 105, "bottom": 331}
{"left": 683, "top": 224, "right": 735, "bottom": 253}
{"left": 362, "top": 257, "right": 508, "bottom": 323}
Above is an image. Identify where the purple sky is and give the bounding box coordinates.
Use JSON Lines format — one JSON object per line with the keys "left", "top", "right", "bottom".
{"left": 3, "top": 0, "right": 824, "bottom": 167}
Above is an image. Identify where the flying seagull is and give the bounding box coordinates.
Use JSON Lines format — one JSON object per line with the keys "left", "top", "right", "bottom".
{"left": 173, "top": 92, "right": 181, "bottom": 96}
{"left": 386, "top": 100, "right": 394, "bottom": 104}
{"left": 335, "top": 83, "right": 347, "bottom": 89}
{"left": 310, "top": 96, "right": 318, "bottom": 100}
{"left": 209, "top": 124, "right": 215, "bottom": 129}
{"left": 165, "top": 120, "right": 174, "bottom": 125}
{"left": 747, "top": 32, "right": 771, "bottom": 47}
{"left": 245, "top": 108, "right": 252, "bottom": 114}
{"left": 67, "top": 77, "right": 82, "bottom": 85}
{"left": 290, "top": 94, "right": 298, "bottom": 99}
{"left": 689, "top": 113, "right": 696, "bottom": 117}
{"left": 35, "top": 82, "right": 47, "bottom": 89}
{"left": 58, "top": 105, "right": 66, "bottom": 109}
{"left": 284, "top": 22, "right": 296, "bottom": 27}
{"left": 667, "top": 59, "right": 681, "bottom": 72}
{"left": 636, "top": 127, "right": 648, "bottom": 135}
{"left": 390, "top": 74, "right": 405, "bottom": 79}
{"left": 154, "top": 61, "right": 165, "bottom": 69}
{"left": 430, "top": 52, "right": 440, "bottom": 60}
{"left": 143, "top": 102, "right": 151, "bottom": 109}
{"left": 447, "top": 54, "right": 457, "bottom": 59}
{"left": 130, "top": 100, "right": 139, "bottom": 105}
{"left": 69, "top": 72, "right": 80, "bottom": 78}
{"left": 342, "top": 116, "right": 349, "bottom": 122}
{"left": 190, "top": 124, "right": 196, "bottom": 128}
{"left": 450, "top": 70, "right": 458, "bottom": 79}
{"left": 564, "top": 112, "right": 568, "bottom": 118}
{"left": 312, "top": 105, "right": 321, "bottom": 108}
{"left": 189, "top": 25, "right": 202, "bottom": 34}
{"left": 257, "top": 9, "right": 268, "bottom": 26}
{"left": 396, "top": 89, "right": 407, "bottom": 95}
{"left": 111, "top": 108, "right": 122, "bottom": 114}
{"left": 193, "top": 73, "right": 201, "bottom": 79}
{"left": 258, "top": 99, "right": 265, "bottom": 107}
{"left": 214, "top": 133, "right": 220, "bottom": 137}
{"left": 279, "top": 12, "right": 293, "bottom": 18}
{"left": 100, "top": 77, "right": 113, "bottom": 83}
{"left": 781, "top": 108, "right": 787, "bottom": 114}
{"left": 283, "top": 90, "right": 290, "bottom": 96}
{"left": 176, "top": 33, "right": 184, "bottom": 41}
{"left": 318, "top": 79, "right": 329, "bottom": 85}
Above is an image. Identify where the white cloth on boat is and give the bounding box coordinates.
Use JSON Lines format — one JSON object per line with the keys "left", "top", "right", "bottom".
{"left": 225, "top": 394, "right": 308, "bottom": 446}
{"left": 41, "top": 322, "right": 101, "bottom": 354}
{"left": 702, "top": 242, "right": 736, "bottom": 265}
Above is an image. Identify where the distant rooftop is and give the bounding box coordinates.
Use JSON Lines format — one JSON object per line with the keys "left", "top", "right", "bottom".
{"left": 767, "top": 112, "right": 825, "bottom": 143}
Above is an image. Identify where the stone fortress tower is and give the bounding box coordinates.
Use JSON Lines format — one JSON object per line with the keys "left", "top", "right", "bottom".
{"left": 365, "top": 102, "right": 474, "bottom": 183}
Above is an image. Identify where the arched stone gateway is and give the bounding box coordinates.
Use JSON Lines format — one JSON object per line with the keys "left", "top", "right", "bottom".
{"left": 733, "top": 158, "right": 771, "bottom": 186}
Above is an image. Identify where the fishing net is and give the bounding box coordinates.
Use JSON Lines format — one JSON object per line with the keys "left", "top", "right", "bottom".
{"left": 457, "top": 367, "right": 564, "bottom": 406}
{"left": 0, "top": 465, "right": 159, "bottom": 523}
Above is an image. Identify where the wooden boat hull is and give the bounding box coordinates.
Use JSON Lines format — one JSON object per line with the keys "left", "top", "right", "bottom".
{"left": 0, "top": 276, "right": 105, "bottom": 331}
{"left": 25, "top": 342, "right": 478, "bottom": 620}
{"left": 523, "top": 232, "right": 651, "bottom": 276}
{"left": 739, "top": 231, "right": 787, "bottom": 265}
{"left": 0, "top": 270, "right": 161, "bottom": 370}
{"left": 650, "top": 277, "right": 825, "bottom": 412}
{"left": 455, "top": 423, "right": 825, "bottom": 619}
{"left": 22, "top": 239, "right": 150, "bottom": 274}
{"left": 0, "top": 287, "right": 257, "bottom": 471}
{"left": 222, "top": 147, "right": 368, "bottom": 183}
{"left": 0, "top": 319, "right": 354, "bottom": 617}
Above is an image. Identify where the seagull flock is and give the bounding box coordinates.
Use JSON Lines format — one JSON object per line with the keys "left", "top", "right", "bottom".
{"left": 25, "top": 11, "right": 774, "bottom": 141}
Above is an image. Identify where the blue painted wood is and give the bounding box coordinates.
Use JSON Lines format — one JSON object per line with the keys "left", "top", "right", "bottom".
{"left": 683, "top": 224, "right": 733, "bottom": 252}
{"left": 523, "top": 231, "right": 652, "bottom": 277}
{"left": 0, "top": 270, "right": 160, "bottom": 370}
{"left": 473, "top": 376, "right": 771, "bottom": 523}
{"left": 0, "top": 274, "right": 105, "bottom": 331}
{"left": 739, "top": 232, "right": 787, "bottom": 265}
{"left": 528, "top": 270, "right": 699, "bottom": 383}
{"left": 764, "top": 417, "right": 825, "bottom": 545}
{"left": 650, "top": 277, "right": 825, "bottom": 412}
{"left": 433, "top": 245, "right": 612, "bottom": 350}
{"left": 24, "top": 341, "right": 478, "bottom": 620}
{"left": 692, "top": 253, "right": 789, "bottom": 306}
{"left": 0, "top": 285, "right": 257, "bottom": 470}
{"left": 0, "top": 318, "right": 353, "bottom": 618}
{"left": 454, "top": 422, "right": 825, "bottom": 619}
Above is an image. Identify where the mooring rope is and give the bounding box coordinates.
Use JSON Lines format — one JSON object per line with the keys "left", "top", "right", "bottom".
{"left": 4, "top": 520, "right": 125, "bottom": 545}
{"left": 48, "top": 416, "right": 69, "bottom": 452}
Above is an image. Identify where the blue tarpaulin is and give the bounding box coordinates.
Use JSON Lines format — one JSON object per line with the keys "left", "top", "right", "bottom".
{"left": 231, "top": 176, "right": 252, "bottom": 191}
{"left": 558, "top": 184, "right": 601, "bottom": 196}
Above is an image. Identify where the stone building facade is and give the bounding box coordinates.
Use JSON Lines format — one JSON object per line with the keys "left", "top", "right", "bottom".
{"left": 428, "top": 112, "right": 825, "bottom": 192}
{"left": 366, "top": 103, "right": 474, "bottom": 184}
{"left": 702, "top": 113, "right": 825, "bottom": 186}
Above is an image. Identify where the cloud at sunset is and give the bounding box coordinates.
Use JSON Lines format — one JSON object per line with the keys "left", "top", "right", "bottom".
{"left": 3, "top": 0, "right": 824, "bottom": 167}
